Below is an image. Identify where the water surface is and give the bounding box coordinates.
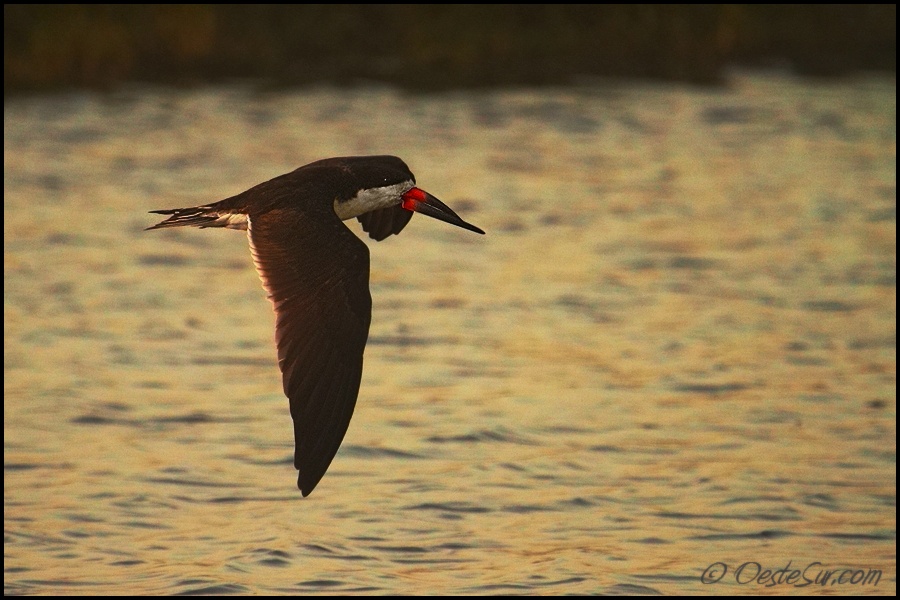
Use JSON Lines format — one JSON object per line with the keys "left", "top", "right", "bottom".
{"left": 4, "top": 74, "right": 895, "bottom": 594}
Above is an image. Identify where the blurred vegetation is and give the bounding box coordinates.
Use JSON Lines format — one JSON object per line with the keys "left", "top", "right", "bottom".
{"left": 4, "top": 5, "right": 896, "bottom": 94}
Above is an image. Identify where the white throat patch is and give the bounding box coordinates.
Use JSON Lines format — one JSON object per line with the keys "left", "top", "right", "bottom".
{"left": 333, "top": 180, "right": 414, "bottom": 220}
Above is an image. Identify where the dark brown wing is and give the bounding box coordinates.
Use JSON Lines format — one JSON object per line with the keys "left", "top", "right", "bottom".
{"left": 248, "top": 207, "right": 372, "bottom": 496}
{"left": 356, "top": 205, "right": 414, "bottom": 241}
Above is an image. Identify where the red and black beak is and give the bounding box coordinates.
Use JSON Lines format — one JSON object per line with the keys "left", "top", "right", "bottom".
{"left": 401, "top": 188, "right": 485, "bottom": 235}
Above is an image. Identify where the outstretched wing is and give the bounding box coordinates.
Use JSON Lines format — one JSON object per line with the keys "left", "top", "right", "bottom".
{"left": 248, "top": 207, "right": 372, "bottom": 496}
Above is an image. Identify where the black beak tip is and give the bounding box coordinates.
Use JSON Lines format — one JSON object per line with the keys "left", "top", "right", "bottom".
{"left": 408, "top": 191, "right": 486, "bottom": 236}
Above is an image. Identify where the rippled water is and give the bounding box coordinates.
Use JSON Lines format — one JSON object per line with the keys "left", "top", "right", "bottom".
{"left": 4, "top": 74, "right": 896, "bottom": 595}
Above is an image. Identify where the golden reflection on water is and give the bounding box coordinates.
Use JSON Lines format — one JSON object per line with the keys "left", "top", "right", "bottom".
{"left": 4, "top": 75, "right": 896, "bottom": 595}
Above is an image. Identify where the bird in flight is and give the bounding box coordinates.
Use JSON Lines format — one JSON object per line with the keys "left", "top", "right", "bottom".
{"left": 147, "top": 156, "right": 484, "bottom": 495}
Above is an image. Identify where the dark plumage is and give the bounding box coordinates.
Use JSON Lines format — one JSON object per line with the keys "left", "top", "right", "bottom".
{"left": 147, "top": 156, "right": 483, "bottom": 495}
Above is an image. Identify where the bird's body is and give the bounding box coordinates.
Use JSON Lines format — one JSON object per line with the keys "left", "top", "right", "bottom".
{"left": 147, "top": 156, "right": 483, "bottom": 496}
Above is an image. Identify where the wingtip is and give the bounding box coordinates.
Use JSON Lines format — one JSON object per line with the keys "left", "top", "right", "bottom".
{"left": 298, "top": 476, "right": 315, "bottom": 497}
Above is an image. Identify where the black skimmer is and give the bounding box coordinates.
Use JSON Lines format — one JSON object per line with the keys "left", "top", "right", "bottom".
{"left": 147, "top": 155, "right": 484, "bottom": 496}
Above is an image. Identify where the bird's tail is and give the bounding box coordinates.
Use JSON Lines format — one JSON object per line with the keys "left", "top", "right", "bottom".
{"left": 145, "top": 205, "right": 249, "bottom": 231}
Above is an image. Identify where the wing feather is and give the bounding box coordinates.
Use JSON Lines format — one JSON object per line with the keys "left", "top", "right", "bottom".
{"left": 248, "top": 208, "right": 372, "bottom": 496}
{"left": 356, "top": 205, "right": 414, "bottom": 241}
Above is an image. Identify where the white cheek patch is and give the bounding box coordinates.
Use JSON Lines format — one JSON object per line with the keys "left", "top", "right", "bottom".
{"left": 333, "top": 180, "right": 414, "bottom": 220}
